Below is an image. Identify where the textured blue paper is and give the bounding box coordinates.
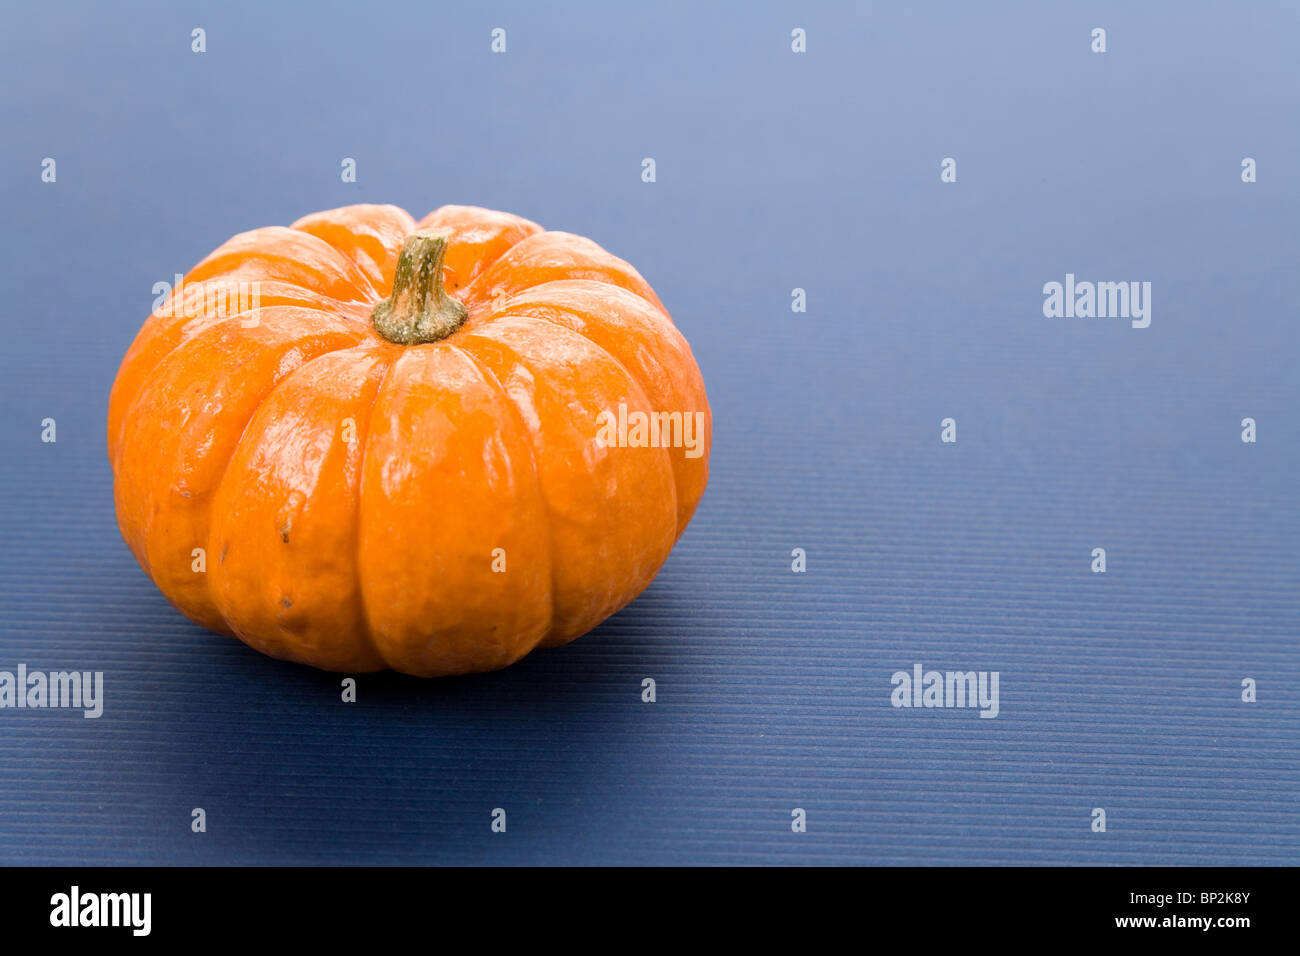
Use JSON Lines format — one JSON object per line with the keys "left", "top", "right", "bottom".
{"left": 0, "top": 1, "right": 1296, "bottom": 865}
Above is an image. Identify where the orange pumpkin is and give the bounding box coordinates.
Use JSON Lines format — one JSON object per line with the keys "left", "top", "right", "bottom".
{"left": 107, "top": 204, "right": 710, "bottom": 676}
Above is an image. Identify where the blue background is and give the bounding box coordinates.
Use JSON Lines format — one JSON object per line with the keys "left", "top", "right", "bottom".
{"left": 1, "top": 1, "right": 1296, "bottom": 864}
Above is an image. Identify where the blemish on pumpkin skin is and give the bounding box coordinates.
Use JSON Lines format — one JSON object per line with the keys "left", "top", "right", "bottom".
{"left": 220, "top": 544, "right": 228, "bottom": 564}
{"left": 281, "top": 597, "right": 293, "bottom": 609}
{"left": 277, "top": 508, "right": 297, "bottom": 544}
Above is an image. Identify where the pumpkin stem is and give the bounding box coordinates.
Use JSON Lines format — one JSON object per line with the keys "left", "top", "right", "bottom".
{"left": 371, "top": 231, "right": 467, "bottom": 345}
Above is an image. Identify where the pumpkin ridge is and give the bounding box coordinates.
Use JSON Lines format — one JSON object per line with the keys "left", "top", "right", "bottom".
{"left": 108, "top": 294, "right": 365, "bottom": 467}
{"left": 414, "top": 205, "right": 544, "bottom": 294}
{"left": 482, "top": 302, "right": 689, "bottom": 534}
{"left": 456, "top": 316, "right": 677, "bottom": 645}
{"left": 483, "top": 279, "right": 709, "bottom": 538}
{"left": 462, "top": 230, "right": 668, "bottom": 319}
{"left": 447, "top": 342, "right": 557, "bottom": 653}
{"left": 151, "top": 301, "right": 358, "bottom": 369}
{"left": 187, "top": 226, "right": 377, "bottom": 304}
{"left": 117, "top": 306, "right": 364, "bottom": 466}
{"left": 290, "top": 204, "right": 417, "bottom": 296}
{"left": 487, "top": 298, "right": 657, "bottom": 393}
{"left": 118, "top": 308, "right": 367, "bottom": 476}
{"left": 127, "top": 313, "right": 364, "bottom": 629}
{"left": 474, "top": 222, "right": 543, "bottom": 280}
{"left": 348, "top": 349, "right": 401, "bottom": 671}
{"left": 195, "top": 320, "right": 370, "bottom": 555}
{"left": 205, "top": 344, "right": 391, "bottom": 670}
{"left": 353, "top": 345, "right": 554, "bottom": 674}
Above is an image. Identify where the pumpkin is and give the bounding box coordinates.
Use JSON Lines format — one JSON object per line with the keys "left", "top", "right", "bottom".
{"left": 107, "top": 204, "right": 710, "bottom": 677}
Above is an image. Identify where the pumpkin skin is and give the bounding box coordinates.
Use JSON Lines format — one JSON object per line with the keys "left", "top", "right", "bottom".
{"left": 107, "top": 204, "right": 710, "bottom": 677}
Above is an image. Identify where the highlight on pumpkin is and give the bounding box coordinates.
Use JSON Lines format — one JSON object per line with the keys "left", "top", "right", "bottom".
{"left": 107, "top": 203, "right": 711, "bottom": 678}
